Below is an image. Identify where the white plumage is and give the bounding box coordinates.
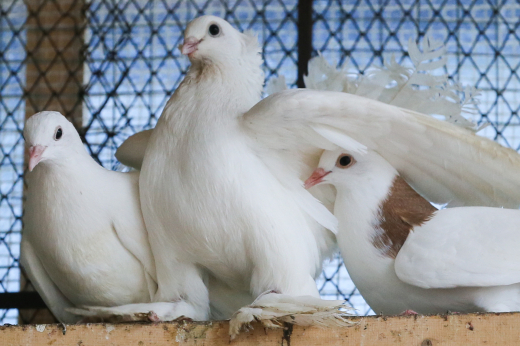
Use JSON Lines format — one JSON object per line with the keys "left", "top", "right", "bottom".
{"left": 22, "top": 111, "right": 255, "bottom": 323}
{"left": 21, "top": 111, "right": 157, "bottom": 323}
{"left": 229, "top": 293, "right": 352, "bottom": 339}
{"left": 139, "top": 15, "right": 337, "bottom": 320}
{"left": 109, "top": 15, "right": 520, "bottom": 323}
{"left": 115, "top": 129, "right": 152, "bottom": 170}
{"left": 305, "top": 147, "right": 520, "bottom": 314}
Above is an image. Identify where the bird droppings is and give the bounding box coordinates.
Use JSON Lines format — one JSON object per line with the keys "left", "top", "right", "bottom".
{"left": 35, "top": 325, "right": 46, "bottom": 332}
{"left": 175, "top": 329, "right": 186, "bottom": 343}
{"left": 105, "top": 324, "right": 115, "bottom": 339}
{"left": 281, "top": 323, "right": 293, "bottom": 346}
{"left": 175, "top": 322, "right": 212, "bottom": 342}
{"left": 466, "top": 322, "right": 474, "bottom": 331}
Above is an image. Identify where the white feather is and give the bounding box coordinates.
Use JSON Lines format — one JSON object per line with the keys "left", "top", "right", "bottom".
{"left": 229, "top": 292, "right": 355, "bottom": 339}
{"left": 303, "top": 35, "right": 484, "bottom": 132}
{"left": 265, "top": 75, "right": 287, "bottom": 95}
{"left": 115, "top": 129, "right": 152, "bottom": 169}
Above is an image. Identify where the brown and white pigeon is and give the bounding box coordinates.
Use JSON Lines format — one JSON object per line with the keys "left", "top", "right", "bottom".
{"left": 306, "top": 145, "right": 520, "bottom": 314}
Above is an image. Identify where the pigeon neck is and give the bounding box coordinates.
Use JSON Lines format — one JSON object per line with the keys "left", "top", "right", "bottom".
{"left": 183, "top": 57, "right": 264, "bottom": 115}
{"left": 31, "top": 147, "right": 103, "bottom": 178}
{"left": 334, "top": 167, "right": 398, "bottom": 258}
{"left": 372, "top": 176, "right": 437, "bottom": 259}
{"left": 335, "top": 166, "right": 436, "bottom": 260}
{"left": 334, "top": 169, "right": 436, "bottom": 292}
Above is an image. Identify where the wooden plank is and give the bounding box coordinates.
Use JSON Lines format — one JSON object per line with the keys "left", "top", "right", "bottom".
{"left": 24, "top": 0, "right": 85, "bottom": 125}
{"left": 21, "top": 0, "right": 85, "bottom": 324}
{"left": 3, "top": 313, "right": 520, "bottom": 345}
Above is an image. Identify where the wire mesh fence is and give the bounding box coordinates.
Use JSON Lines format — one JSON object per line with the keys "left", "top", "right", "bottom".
{"left": 0, "top": 0, "right": 518, "bottom": 324}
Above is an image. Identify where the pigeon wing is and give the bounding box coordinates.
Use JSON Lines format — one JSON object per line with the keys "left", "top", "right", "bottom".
{"left": 115, "top": 129, "right": 153, "bottom": 169}
{"left": 20, "top": 239, "right": 80, "bottom": 323}
{"left": 242, "top": 89, "right": 520, "bottom": 209}
{"left": 109, "top": 171, "right": 158, "bottom": 290}
{"left": 394, "top": 207, "right": 520, "bottom": 288}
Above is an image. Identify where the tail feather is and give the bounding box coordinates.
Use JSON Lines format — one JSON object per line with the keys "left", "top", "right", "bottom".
{"left": 67, "top": 302, "right": 197, "bottom": 323}
{"left": 301, "top": 36, "right": 483, "bottom": 132}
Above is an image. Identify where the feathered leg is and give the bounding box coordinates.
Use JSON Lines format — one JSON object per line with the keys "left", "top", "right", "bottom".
{"left": 229, "top": 292, "right": 356, "bottom": 339}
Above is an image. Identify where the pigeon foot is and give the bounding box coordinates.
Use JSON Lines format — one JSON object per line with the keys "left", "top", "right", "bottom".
{"left": 229, "top": 293, "right": 356, "bottom": 339}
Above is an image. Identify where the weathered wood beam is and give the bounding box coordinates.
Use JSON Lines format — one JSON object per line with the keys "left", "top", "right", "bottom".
{"left": 3, "top": 313, "right": 520, "bottom": 345}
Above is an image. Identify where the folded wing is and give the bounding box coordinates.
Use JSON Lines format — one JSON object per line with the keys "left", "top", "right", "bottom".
{"left": 115, "top": 129, "right": 153, "bottom": 169}
{"left": 394, "top": 207, "right": 520, "bottom": 288}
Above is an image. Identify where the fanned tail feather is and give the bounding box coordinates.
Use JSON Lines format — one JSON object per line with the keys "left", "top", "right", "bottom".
{"left": 229, "top": 293, "right": 356, "bottom": 339}
{"left": 265, "top": 75, "right": 288, "bottom": 95}
{"left": 300, "top": 35, "right": 483, "bottom": 132}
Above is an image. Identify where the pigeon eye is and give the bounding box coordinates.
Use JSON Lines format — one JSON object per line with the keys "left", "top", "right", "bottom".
{"left": 54, "top": 126, "right": 63, "bottom": 141}
{"left": 336, "top": 154, "right": 355, "bottom": 168}
{"left": 208, "top": 24, "right": 220, "bottom": 37}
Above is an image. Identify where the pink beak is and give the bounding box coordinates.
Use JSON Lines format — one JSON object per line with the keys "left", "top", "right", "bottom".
{"left": 28, "top": 145, "right": 46, "bottom": 172}
{"left": 304, "top": 168, "right": 331, "bottom": 189}
{"left": 181, "top": 37, "right": 201, "bottom": 56}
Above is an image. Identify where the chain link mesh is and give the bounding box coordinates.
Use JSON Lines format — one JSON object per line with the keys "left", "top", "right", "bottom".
{"left": 0, "top": 0, "right": 26, "bottom": 324}
{"left": 0, "top": 0, "right": 518, "bottom": 324}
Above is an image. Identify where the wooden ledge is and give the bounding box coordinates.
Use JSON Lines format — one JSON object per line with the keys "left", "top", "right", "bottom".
{"left": 2, "top": 313, "right": 520, "bottom": 345}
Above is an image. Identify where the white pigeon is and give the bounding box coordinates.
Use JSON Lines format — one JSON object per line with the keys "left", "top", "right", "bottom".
{"left": 135, "top": 14, "right": 520, "bottom": 322}
{"left": 21, "top": 111, "right": 158, "bottom": 323}
{"left": 138, "top": 15, "right": 336, "bottom": 319}
{"left": 23, "top": 111, "right": 253, "bottom": 323}
{"left": 305, "top": 145, "right": 520, "bottom": 314}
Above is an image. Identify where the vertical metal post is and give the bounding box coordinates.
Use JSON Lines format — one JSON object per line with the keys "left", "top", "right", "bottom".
{"left": 21, "top": 0, "right": 85, "bottom": 323}
{"left": 297, "top": 0, "right": 314, "bottom": 88}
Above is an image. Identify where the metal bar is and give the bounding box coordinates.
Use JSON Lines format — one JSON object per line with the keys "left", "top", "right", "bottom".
{"left": 297, "top": 0, "right": 314, "bottom": 88}
{"left": 0, "top": 292, "right": 47, "bottom": 310}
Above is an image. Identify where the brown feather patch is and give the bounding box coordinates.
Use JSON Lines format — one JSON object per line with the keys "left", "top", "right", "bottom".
{"left": 372, "top": 176, "right": 437, "bottom": 259}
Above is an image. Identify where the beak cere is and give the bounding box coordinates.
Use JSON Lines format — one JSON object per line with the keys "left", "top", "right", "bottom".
{"left": 28, "top": 145, "right": 46, "bottom": 172}
{"left": 304, "top": 168, "right": 331, "bottom": 189}
{"left": 181, "top": 37, "right": 201, "bottom": 56}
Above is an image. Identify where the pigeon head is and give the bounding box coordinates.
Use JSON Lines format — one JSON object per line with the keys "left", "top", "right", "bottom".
{"left": 24, "top": 111, "right": 83, "bottom": 171}
{"left": 180, "top": 15, "right": 261, "bottom": 68}
{"left": 304, "top": 149, "right": 397, "bottom": 190}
